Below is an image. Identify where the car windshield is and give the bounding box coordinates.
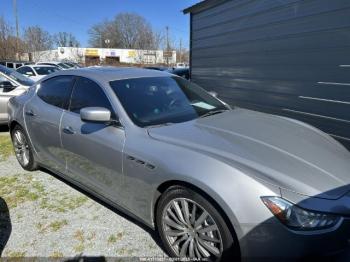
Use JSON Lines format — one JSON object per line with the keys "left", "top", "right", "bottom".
{"left": 0, "top": 65, "right": 34, "bottom": 86}
{"left": 34, "top": 66, "right": 59, "bottom": 75}
{"left": 110, "top": 76, "right": 228, "bottom": 127}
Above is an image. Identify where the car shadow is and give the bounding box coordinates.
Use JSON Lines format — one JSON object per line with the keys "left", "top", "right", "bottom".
{"left": 0, "top": 197, "right": 12, "bottom": 257}
{"left": 39, "top": 167, "right": 168, "bottom": 255}
{"left": 64, "top": 256, "right": 106, "bottom": 262}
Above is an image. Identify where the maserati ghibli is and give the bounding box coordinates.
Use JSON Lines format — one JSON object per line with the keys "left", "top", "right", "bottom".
{"left": 7, "top": 67, "right": 350, "bottom": 261}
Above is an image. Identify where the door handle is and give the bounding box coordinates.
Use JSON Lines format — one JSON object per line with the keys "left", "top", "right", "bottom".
{"left": 25, "top": 110, "right": 36, "bottom": 117}
{"left": 63, "top": 126, "right": 76, "bottom": 135}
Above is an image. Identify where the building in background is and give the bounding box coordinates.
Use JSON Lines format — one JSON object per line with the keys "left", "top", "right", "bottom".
{"left": 29, "top": 47, "right": 176, "bottom": 66}
{"left": 184, "top": 0, "right": 350, "bottom": 150}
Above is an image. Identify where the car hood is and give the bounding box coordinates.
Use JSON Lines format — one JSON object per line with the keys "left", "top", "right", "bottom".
{"left": 148, "top": 109, "right": 350, "bottom": 200}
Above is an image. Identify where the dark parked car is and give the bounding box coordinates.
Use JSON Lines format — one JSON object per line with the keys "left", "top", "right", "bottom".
{"left": 168, "top": 68, "right": 190, "bottom": 80}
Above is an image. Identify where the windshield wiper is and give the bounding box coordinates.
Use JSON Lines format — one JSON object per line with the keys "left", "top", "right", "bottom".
{"left": 199, "top": 109, "right": 229, "bottom": 118}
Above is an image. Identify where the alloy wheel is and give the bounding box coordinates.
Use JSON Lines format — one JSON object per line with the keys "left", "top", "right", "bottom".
{"left": 162, "top": 198, "right": 223, "bottom": 259}
{"left": 12, "top": 129, "right": 30, "bottom": 167}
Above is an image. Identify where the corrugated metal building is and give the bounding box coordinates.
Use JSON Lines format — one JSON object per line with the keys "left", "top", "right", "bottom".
{"left": 184, "top": 0, "right": 350, "bottom": 150}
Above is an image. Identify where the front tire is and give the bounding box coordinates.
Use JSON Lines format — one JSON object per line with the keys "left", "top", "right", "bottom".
{"left": 156, "top": 186, "right": 237, "bottom": 261}
{"left": 11, "top": 125, "right": 38, "bottom": 171}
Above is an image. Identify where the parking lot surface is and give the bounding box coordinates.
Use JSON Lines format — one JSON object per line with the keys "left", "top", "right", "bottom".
{"left": 0, "top": 129, "right": 166, "bottom": 259}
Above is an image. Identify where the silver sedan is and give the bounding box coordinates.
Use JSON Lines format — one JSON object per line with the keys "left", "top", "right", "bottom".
{"left": 7, "top": 67, "right": 350, "bottom": 261}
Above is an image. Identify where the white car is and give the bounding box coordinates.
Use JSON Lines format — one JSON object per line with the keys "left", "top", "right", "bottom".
{"left": 36, "top": 62, "right": 71, "bottom": 70}
{"left": 175, "top": 62, "right": 189, "bottom": 68}
{"left": 0, "top": 65, "right": 34, "bottom": 124}
{"left": 16, "top": 65, "right": 60, "bottom": 81}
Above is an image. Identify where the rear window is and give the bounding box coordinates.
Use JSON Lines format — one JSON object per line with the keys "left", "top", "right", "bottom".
{"left": 34, "top": 67, "right": 59, "bottom": 75}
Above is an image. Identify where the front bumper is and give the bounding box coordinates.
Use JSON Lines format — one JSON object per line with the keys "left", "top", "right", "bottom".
{"left": 238, "top": 217, "right": 350, "bottom": 260}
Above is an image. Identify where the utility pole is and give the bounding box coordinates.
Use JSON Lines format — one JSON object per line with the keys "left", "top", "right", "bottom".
{"left": 166, "top": 26, "right": 169, "bottom": 50}
{"left": 179, "top": 38, "right": 182, "bottom": 64}
{"left": 13, "top": 0, "right": 19, "bottom": 59}
{"left": 165, "top": 26, "right": 169, "bottom": 65}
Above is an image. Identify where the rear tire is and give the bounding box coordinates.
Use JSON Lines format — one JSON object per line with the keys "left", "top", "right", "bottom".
{"left": 156, "top": 186, "right": 238, "bottom": 261}
{"left": 11, "top": 125, "right": 38, "bottom": 171}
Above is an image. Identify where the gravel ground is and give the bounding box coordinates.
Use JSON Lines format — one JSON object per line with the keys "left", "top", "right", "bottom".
{"left": 0, "top": 129, "right": 167, "bottom": 259}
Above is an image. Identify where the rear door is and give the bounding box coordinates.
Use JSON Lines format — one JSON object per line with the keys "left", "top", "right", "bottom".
{"left": 24, "top": 75, "right": 75, "bottom": 171}
{"left": 61, "top": 77, "right": 125, "bottom": 202}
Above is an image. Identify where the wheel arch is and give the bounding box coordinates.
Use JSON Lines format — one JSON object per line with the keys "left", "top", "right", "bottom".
{"left": 9, "top": 120, "right": 21, "bottom": 133}
{"left": 153, "top": 179, "right": 241, "bottom": 257}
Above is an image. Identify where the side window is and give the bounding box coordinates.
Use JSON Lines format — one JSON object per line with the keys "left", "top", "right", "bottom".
{"left": 37, "top": 76, "right": 75, "bottom": 109}
{"left": 69, "top": 77, "right": 115, "bottom": 117}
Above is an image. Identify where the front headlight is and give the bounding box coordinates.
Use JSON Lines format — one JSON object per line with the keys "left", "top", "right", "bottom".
{"left": 261, "top": 196, "right": 341, "bottom": 231}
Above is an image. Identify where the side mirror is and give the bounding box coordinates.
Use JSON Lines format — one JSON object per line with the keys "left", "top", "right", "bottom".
{"left": 0, "top": 81, "right": 15, "bottom": 89}
{"left": 208, "top": 91, "right": 218, "bottom": 98}
{"left": 80, "top": 107, "right": 111, "bottom": 123}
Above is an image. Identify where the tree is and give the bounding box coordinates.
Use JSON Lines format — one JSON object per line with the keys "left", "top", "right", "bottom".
{"left": 53, "top": 32, "right": 80, "bottom": 47}
{"left": 88, "top": 13, "right": 162, "bottom": 50}
{"left": 88, "top": 20, "right": 122, "bottom": 48}
{"left": 0, "top": 16, "right": 22, "bottom": 60}
{"left": 23, "top": 26, "right": 53, "bottom": 52}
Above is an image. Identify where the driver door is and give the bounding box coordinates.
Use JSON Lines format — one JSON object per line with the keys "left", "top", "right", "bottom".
{"left": 60, "top": 77, "right": 126, "bottom": 204}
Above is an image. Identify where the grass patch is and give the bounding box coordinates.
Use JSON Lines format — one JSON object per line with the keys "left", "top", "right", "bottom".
{"left": 0, "top": 134, "right": 13, "bottom": 161}
{"left": 50, "top": 219, "right": 68, "bottom": 231}
{"left": 73, "top": 243, "right": 85, "bottom": 253}
{"left": 74, "top": 229, "right": 85, "bottom": 242}
{"left": 40, "top": 195, "right": 88, "bottom": 213}
{"left": 37, "top": 220, "right": 68, "bottom": 233}
{"left": 73, "top": 229, "right": 85, "bottom": 253}
{"left": 108, "top": 234, "right": 117, "bottom": 244}
{"left": 4, "top": 250, "right": 26, "bottom": 257}
{"left": 50, "top": 251, "right": 63, "bottom": 258}
{"left": 0, "top": 175, "right": 45, "bottom": 208}
{"left": 108, "top": 232, "right": 123, "bottom": 244}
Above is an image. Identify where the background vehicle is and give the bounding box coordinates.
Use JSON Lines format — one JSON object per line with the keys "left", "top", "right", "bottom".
{"left": 0, "top": 61, "right": 33, "bottom": 69}
{"left": 143, "top": 66, "right": 169, "bottom": 71}
{"left": 175, "top": 62, "right": 189, "bottom": 68}
{"left": 36, "top": 62, "right": 71, "bottom": 70}
{"left": 62, "top": 61, "right": 82, "bottom": 69}
{"left": 167, "top": 67, "right": 189, "bottom": 80}
{"left": 16, "top": 65, "right": 60, "bottom": 81}
{"left": 0, "top": 65, "right": 34, "bottom": 124}
{"left": 7, "top": 67, "right": 350, "bottom": 260}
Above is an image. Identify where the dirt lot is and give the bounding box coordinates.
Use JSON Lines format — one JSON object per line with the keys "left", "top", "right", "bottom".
{"left": 0, "top": 128, "right": 166, "bottom": 259}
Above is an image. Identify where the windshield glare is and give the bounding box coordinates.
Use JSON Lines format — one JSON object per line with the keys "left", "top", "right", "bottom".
{"left": 110, "top": 76, "right": 228, "bottom": 127}
{"left": 0, "top": 65, "right": 34, "bottom": 86}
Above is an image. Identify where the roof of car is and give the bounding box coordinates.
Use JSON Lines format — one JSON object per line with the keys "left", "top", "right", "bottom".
{"left": 19, "top": 64, "right": 56, "bottom": 68}
{"left": 53, "top": 66, "right": 173, "bottom": 82}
